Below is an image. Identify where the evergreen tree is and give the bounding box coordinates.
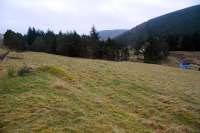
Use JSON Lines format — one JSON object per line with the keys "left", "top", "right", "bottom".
{"left": 193, "top": 32, "right": 200, "bottom": 51}
{"left": 31, "top": 36, "right": 46, "bottom": 52}
{"left": 56, "top": 32, "right": 68, "bottom": 55}
{"left": 44, "top": 30, "right": 56, "bottom": 53}
{"left": 144, "top": 37, "right": 169, "bottom": 64}
{"left": 26, "top": 27, "right": 37, "bottom": 46}
{"left": 104, "top": 38, "right": 116, "bottom": 60}
{"left": 4, "top": 30, "right": 25, "bottom": 50}
{"left": 67, "top": 31, "right": 81, "bottom": 57}
{"left": 90, "top": 26, "right": 99, "bottom": 41}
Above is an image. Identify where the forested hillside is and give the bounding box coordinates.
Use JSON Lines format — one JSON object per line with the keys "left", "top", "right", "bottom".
{"left": 0, "top": 34, "right": 3, "bottom": 39}
{"left": 116, "top": 5, "right": 200, "bottom": 51}
{"left": 98, "top": 29, "right": 128, "bottom": 40}
{"left": 0, "top": 34, "right": 3, "bottom": 46}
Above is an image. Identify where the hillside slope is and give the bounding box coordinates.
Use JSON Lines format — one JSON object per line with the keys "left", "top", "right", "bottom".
{"left": 0, "top": 50, "right": 200, "bottom": 133}
{"left": 0, "top": 34, "right": 3, "bottom": 40}
{"left": 0, "top": 34, "right": 3, "bottom": 46}
{"left": 99, "top": 29, "right": 128, "bottom": 40}
{"left": 116, "top": 5, "right": 200, "bottom": 48}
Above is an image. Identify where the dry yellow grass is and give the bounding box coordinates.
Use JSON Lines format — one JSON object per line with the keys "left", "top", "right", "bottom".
{"left": 0, "top": 50, "right": 200, "bottom": 133}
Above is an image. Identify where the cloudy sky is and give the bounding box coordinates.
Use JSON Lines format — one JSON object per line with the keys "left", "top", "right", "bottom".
{"left": 0, "top": 0, "right": 199, "bottom": 34}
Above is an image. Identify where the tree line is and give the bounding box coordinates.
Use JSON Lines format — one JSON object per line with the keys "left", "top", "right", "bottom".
{"left": 134, "top": 32, "right": 200, "bottom": 64}
{"left": 3, "top": 26, "right": 129, "bottom": 61}
{"left": 165, "top": 33, "right": 200, "bottom": 51}
{"left": 5, "top": 26, "right": 199, "bottom": 64}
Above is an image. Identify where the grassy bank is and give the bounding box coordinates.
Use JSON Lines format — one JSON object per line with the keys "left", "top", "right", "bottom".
{"left": 0, "top": 51, "right": 200, "bottom": 132}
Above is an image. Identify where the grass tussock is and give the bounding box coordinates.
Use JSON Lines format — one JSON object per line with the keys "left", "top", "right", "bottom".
{"left": 17, "top": 64, "right": 33, "bottom": 76}
{"left": 6, "top": 65, "right": 33, "bottom": 77}
{"left": 7, "top": 66, "right": 16, "bottom": 77}
{"left": 37, "top": 65, "right": 74, "bottom": 81}
{"left": 51, "top": 79, "right": 67, "bottom": 90}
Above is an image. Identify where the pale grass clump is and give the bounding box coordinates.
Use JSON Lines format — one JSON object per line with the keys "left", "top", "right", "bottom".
{"left": 7, "top": 66, "right": 16, "bottom": 77}
{"left": 51, "top": 79, "right": 67, "bottom": 90}
{"left": 37, "top": 65, "right": 75, "bottom": 81}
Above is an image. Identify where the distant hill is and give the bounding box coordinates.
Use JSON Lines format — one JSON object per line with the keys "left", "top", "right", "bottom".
{"left": 0, "top": 34, "right": 3, "bottom": 46}
{"left": 98, "top": 29, "right": 128, "bottom": 40}
{"left": 115, "top": 5, "right": 200, "bottom": 49}
{"left": 0, "top": 34, "right": 3, "bottom": 40}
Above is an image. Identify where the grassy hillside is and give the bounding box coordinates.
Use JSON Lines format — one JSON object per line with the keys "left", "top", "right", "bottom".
{"left": 116, "top": 5, "right": 200, "bottom": 48}
{"left": 0, "top": 50, "right": 200, "bottom": 133}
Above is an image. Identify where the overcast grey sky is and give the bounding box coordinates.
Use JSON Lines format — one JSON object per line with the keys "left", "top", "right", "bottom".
{"left": 0, "top": 0, "right": 199, "bottom": 34}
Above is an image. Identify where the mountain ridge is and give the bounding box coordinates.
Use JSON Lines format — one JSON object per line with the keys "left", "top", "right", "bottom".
{"left": 98, "top": 29, "right": 128, "bottom": 40}
{"left": 115, "top": 5, "right": 200, "bottom": 49}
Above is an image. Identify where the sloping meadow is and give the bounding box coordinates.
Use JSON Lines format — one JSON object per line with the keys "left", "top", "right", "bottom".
{"left": 0, "top": 51, "right": 200, "bottom": 133}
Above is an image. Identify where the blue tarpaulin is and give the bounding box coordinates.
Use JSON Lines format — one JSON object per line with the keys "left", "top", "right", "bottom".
{"left": 180, "top": 63, "right": 191, "bottom": 69}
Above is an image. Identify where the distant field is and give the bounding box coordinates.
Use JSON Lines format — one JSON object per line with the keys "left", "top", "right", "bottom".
{"left": 0, "top": 50, "right": 200, "bottom": 133}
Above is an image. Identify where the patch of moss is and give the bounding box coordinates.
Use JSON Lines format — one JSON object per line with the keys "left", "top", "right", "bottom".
{"left": 0, "top": 72, "right": 49, "bottom": 95}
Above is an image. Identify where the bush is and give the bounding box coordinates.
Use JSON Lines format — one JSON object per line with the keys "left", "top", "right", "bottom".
{"left": 17, "top": 65, "right": 32, "bottom": 76}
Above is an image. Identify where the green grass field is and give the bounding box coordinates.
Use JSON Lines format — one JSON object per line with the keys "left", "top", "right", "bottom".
{"left": 0, "top": 50, "right": 200, "bottom": 133}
